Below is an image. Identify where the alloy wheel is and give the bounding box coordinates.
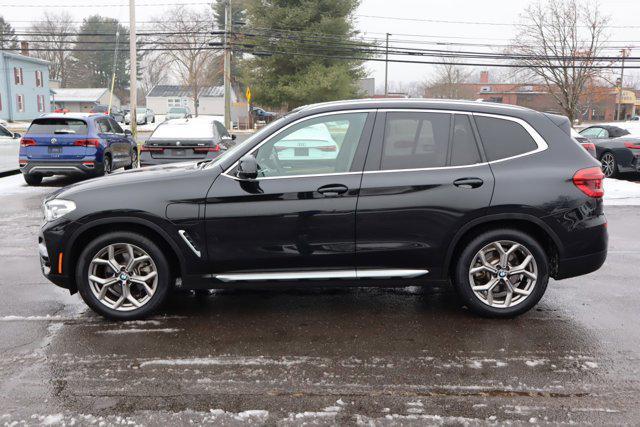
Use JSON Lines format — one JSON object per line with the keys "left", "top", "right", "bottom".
{"left": 600, "top": 153, "right": 615, "bottom": 178}
{"left": 468, "top": 240, "right": 538, "bottom": 309}
{"left": 88, "top": 243, "right": 158, "bottom": 311}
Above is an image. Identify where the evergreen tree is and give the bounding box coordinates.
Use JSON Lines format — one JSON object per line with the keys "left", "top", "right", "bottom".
{"left": 242, "top": 0, "right": 367, "bottom": 109}
{"left": 0, "top": 16, "right": 18, "bottom": 51}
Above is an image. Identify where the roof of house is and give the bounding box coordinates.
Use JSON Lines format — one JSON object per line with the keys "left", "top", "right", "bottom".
{"left": 51, "top": 88, "right": 109, "bottom": 103}
{"left": 147, "top": 85, "right": 226, "bottom": 98}
{"left": 0, "top": 51, "right": 50, "bottom": 66}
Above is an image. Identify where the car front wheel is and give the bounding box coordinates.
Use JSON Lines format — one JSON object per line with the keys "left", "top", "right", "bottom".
{"left": 453, "top": 229, "right": 549, "bottom": 318}
{"left": 76, "top": 232, "right": 171, "bottom": 320}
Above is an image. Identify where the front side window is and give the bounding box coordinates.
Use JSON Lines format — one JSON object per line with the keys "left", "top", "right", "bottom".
{"left": 451, "top": 114, "right": 481, "bottom": 166}
{"left": 580, "top": 127, "right": 607, "bottom": 138}
{"left": 381, "top": 112, "right": 451, "bottom": 170}
{"left": 251, "top": 113, "right": 368, "bottom": 178}
{"left": 96, "top": 118, "right": 113, "bottom": 134}
{"left": 108, "top": 118, "right": 124, "bottom": 134}
{"left": 0, "top": 125, "right": 11, "bottom": 137}
{"left": 475, "top": 116, "right": 538, "bottom": 161}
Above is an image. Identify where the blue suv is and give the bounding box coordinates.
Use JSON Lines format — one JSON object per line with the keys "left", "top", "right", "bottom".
{"left": 19, "top": 114, "right": 138, "bottom": 185}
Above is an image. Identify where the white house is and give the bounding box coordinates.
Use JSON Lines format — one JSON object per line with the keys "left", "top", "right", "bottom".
{"left": 146, "top": 85, "right": 247, "bottom": 125}
{"left": 51, "top": 88, "right": 121, "bottom": 112}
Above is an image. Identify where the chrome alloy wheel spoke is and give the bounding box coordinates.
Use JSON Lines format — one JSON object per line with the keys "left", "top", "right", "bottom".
{"left": 468, "top": 240, "right": 538, "bottom": 309}
{"left": 88, "top": 243, "right": 158, "bottom": 312}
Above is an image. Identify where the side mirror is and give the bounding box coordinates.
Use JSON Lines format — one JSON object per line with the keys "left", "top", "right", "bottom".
{"left": 231, "top": 134, "right": 236, "bottom": 140}
{"left": 124, "top": 129, "right": 132, "bottom": 136}
{"left": 236, "top": 154, "right": 258, "bottom": 180}
{"left": 13, "top": 132, "right": 21, "bottom": 139}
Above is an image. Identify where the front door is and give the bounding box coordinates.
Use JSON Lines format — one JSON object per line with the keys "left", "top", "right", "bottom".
{"left": 355, "top": 111, "right": 495, "bottom": 280}
{"left": 204, "top": 111, "right": 375, "bottom": 281}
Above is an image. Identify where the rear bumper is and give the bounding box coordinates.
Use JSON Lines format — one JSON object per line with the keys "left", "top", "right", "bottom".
{"left": 556, "top": 249, "right": 607, "bottom": 280}
{"left": 21, "top": 160, "right": 103, "bottom": 176}
{"left": 139, "top": 152, "right": 214, "bottom": 167}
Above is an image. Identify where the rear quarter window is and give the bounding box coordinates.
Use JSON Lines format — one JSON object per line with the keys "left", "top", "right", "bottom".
{"left": 475, "top": 116, "right": 538, "bottom": 161}
{"left": 27, "top": 118, "right": 88, "bottom": 135}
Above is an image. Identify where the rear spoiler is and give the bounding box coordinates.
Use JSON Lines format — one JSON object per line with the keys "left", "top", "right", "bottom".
{"left": 544, "top": 112, "right": 571, "bottom": 135}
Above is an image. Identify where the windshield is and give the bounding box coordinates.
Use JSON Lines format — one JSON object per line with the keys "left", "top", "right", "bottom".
{"left": 168, "top": 108, "right": 186, "bottom": 114}
{"left": 204, "top": 115, "right": 290, "bottom": 170}
{"left": 136, "top": 108, "right": 146, "bottom": 114}
{"left": 28, "top": 118, "right": 88, "bottom": 135}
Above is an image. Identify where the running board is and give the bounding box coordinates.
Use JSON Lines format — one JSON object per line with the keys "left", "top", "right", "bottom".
{"left": 213, "top": 269, "right": 428, "bottom": 283}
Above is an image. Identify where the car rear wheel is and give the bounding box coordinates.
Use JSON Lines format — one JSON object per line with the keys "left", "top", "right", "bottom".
{"left": 76, "top": 232, "right": 171, "bottom": 320}
{"left": 124, "top": 149, "right": 138, "bottom": 170}
{"left": 103, "top": 155, "right": 112, "bottom": 175}
{"left": 23, "top": 173, "right": 43, "bottom": 186}
{"left": 600, "top": 152, "right": 618, "bottom": 178}
{"left": 453, "top": 229, "right": 549, "bottom": 318}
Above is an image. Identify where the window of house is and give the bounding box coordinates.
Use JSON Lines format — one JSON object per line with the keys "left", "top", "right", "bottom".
{"left": 16, "top": 95, "right": 24, "bottom": 112}
{"left": 475, "top": 116, "right": 538, "bottom": 161}
{"left": 35, "top": 70, "right": 43, "bottom": 87}
{"left": 450, "top": 115, "right": 482, "bottom": 166}
{"left": 381, "top": 112, "right": 451, "bottom": 170}
{"left": 37, "top": 95, "right": 45, "bottom": 112}
{"left": 168, "top": 98, "right": 182, "bottom": 108}
{"left": 14, "top": 67, "right": 23, "bottom": 85}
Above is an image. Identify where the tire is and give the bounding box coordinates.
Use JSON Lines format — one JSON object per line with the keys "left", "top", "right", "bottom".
{"left": 75, "top": 232, "right": 171, "bottom": 320}
{"left": 144, "top": 118, "right": 148, "bottom": 125}
{"left": 23, "top": 173, "right": 43, "bottom": 186}
{"left": 124, "top": 149, "right": 138, "bottom": 170}
{"left": 152, "top": 117, "right": 156, "bottom": 123}
{"left": 102, "top": 155, "right": 112, "bottom": 175}
{"left": 453, "top": 228, "right": 549, "bottom": 318}
{"left": 599, "top": 152, "right": 618, "bottom": 178}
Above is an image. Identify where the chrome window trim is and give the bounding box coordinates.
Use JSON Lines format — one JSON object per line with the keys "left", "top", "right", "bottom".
{"left": 221, "top": 109, "right": 376, "bottom": 181}
{"left": 213, "top": 268, "right": 428, "bottom": 282}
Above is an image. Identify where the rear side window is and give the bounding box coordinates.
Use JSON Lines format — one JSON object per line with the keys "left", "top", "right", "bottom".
{"left": 451, "top": 115, "right": 481, "bottom": 166}
{"left": 475, "top": 116, "right": 538, "bottom": 161}
{"left": 382, "top": 112, "right": 450, "bottom": 170}
{"left": 580, "top": 127, "right": 608, "bottom": 138}
{"left": 28, "top": 118, "right": 88, "bottom": 135}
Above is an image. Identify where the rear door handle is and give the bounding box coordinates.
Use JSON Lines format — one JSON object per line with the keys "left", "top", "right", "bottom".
{"left": 453, "top": 177, "right": 484, "bottom": 189}
{"left": 317, "top": 184, "right": 349, "bottom": 197}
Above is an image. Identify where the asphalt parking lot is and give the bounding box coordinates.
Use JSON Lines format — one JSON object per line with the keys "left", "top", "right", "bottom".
{"left": 0, "top": 172, "right": 639, "bottom": 425}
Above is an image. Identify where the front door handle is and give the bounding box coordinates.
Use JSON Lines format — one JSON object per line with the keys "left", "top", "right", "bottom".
{"left": 317, "top": 184, "right": 349, "bottom": 197}
{"left": 453, "top": 177, "right": 484, "bottom": 189}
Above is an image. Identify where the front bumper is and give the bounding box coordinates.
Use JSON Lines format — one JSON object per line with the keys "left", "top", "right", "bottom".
{"left": 39, "top": 220, "right": 79, "bottom": 293}
{"left": 21, "top": 160, "right": 103, "bottom": 176}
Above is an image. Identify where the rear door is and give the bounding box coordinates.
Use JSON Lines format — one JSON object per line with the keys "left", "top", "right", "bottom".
{"left": 24, "top": 118, "right": 88, "bottom": 161}
{"left": 355, "top": 110, "right": 495, "bottom": 280}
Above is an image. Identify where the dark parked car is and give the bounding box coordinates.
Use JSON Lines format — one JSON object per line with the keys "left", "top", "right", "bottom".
{"left": 19, "top": 114, "right": 138, "bottom": 185}
{"left": 571, "top": 128, "right": 596, "bottom": 158}
{"left": 579, "top": 124, "right": 640, "bottom": 177}
{"left": 140, "top": 117, "right": 235, "bottom": 167}
{"left": 90, "top": 104, "right": 126, "bottom": 123}
{"left": 39, "top": 99, "right": 607, "bottom": 320}
{"left": 251, "top": 106, "right": 277, "bottom": 122}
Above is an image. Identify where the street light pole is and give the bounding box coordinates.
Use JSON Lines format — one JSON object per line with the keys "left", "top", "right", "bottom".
{"left": 223, "top": 0, "right": 232, "bottom": 130}
{"left": 129, "top": 0, "right": 137, "bottom": 143}
{"left": 384, "top": 33, "right": 390, "bottom": 96}
{"left": 617, "top": 48, "right": 629, "bottom": 121}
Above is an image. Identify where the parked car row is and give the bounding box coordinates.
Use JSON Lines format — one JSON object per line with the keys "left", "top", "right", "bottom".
{"left": 17, "top": 113, "right": 235, "bottom": 185}
{"left": 87, "top": 105, "right": 156, "bottom": 126}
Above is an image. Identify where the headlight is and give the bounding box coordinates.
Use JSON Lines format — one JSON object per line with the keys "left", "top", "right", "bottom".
{"left": 43, "top": 199, "right": 76, "bottom": 222}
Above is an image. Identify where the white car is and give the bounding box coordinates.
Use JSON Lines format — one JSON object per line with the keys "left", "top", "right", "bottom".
{"left": 0, "top": 123, "right": 20, "bottom": 142}
{"left": 274, "top": 123, "right": 339, "bottom": 161}
{"left": 125, "top": 108, "right": 155, "bottom": 125}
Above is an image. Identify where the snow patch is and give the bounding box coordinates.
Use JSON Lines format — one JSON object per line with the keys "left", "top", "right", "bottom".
{"left": 140, "top": 355, "right": 310, "bottom": 368}
{"left": 603, "top": 178, "right": 640, "bottom": 205}
{"left": 525, "top": 359, "right": 546, "bottom": 367}
{"left": 95, "top": 328, "right": 181, "bottom": 335}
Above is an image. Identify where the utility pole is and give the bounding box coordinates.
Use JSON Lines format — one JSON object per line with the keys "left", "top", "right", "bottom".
{"left": 617, "top": 48, "right": 629, "bottom": 121}
{"left": 223, "top": 0, "right": 232, "bottom": 129}
{"left": 384, "top": 33, "right": 390, "bottom": 96}
{"left": 129, "top": 0, "right": 138, "bottom": 146}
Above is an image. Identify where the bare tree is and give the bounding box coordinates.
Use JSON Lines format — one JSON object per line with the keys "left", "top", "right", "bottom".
{"left": 139, "top": 52, "right": 170, "bottom": 97}
{"left": 421, "top": 60, "right": 474, "bottom": 99}
{"left": 510, "top": 0, "right": 610, "bottom": 122}
{"left": 153, "top": 6, "right": 219, "bottom": 116}
{"left": 29, "top": 12, "right": 76, "bottom": 86}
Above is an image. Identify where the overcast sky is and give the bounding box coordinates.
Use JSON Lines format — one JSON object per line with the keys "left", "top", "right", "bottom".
{"left": 4, "top": 0, "right": 640, "bottom": 91}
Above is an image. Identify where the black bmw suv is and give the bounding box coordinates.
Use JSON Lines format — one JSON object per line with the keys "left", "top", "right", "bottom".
{"left": 39, "top": 99, "right": 607, "bottom": 320}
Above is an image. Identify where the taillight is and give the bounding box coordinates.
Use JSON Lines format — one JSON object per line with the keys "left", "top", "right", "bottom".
{"left": 316, "top": 145, "right": 337, "bottom": 152}
{"left": 581, "top": 142, "right": 595, "bottom": 152}
{"left": 623, "top": 141, "right": 640, "bottom": 149}
{"left": 141, "top": 146, "right": 164, "bottom": 153}
{"left": 573, "top": 167, "right": 604, "bottom": 198}
{"left": 20, "top": 138, "right": 36, "bottom": 147}
{"left": 193, "top": 144, "right": 221, "bottom": 153}
{"left": 74, "top": 139, "right": 100, "bottom": 148}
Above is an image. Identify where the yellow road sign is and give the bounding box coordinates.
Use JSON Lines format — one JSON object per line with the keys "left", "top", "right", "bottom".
{"left": 245, "top": 87, "right": 251, "bottom": 103}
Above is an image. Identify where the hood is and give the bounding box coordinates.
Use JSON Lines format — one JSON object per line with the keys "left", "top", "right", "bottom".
{"left": 52, "top": 161, "right": 209, "bottom": 201}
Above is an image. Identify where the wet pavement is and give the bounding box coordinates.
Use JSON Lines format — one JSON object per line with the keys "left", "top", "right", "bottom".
{"left": 0, "top": 173, "right": 639, "bottom": 426}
